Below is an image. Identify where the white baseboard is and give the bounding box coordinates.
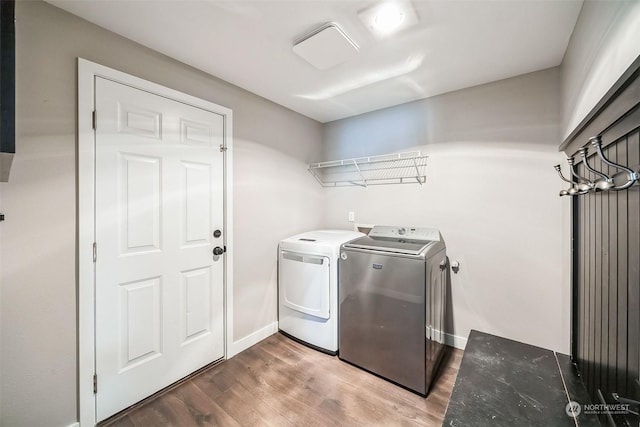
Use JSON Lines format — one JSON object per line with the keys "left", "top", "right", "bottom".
{"left": 444, "top": 332, "right": 467, "bottom": 350}
{"left": 66, "top": 423, "right": 80, "bottom": 427}
{"left": 227, "top": 321, "right": 278, "bottom": 358}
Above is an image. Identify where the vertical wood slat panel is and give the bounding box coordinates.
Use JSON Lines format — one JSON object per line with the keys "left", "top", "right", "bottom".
{"left": 594, "top": 154, "right": 603, "bottom": 399}
{"left": 581, "top": 186, "right": 587, "bottom": 383}
{"left": 573, "top": 126, "right": 639, "bottom": 407}
{"left": 574, "top": 171, "right": 587, "bottom": 374}
{"left": 607, "top": 143, "right": 618, "bottom": 395}
{"left": 578, "top": 168, "right": 586, "bottom": 372}
{"left": 571, "top": 177, "right": 580, "bottom": 362}
{"left": 617, "top": 138, "right": 629, "bottom": 397}
{"left": 585, "top": 180, "right": 591, "bottom": 394}
{"left": 587, "top": 176, "right": 595, "bottom": 396}
{"left": 626, "top": 131, "right": 640, "bottom": 399}
{"left": 600, "top": 147, "right": 609, "bottom": 393}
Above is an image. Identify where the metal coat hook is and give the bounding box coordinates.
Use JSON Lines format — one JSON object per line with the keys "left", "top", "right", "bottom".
{"left": 579, "top": 146, "right": 615, "bottom": 191}
{"left": 554, "top": 164, "right": 579, "bottom": 196}
{"left": 590, "top": 136, "right": 638, "bottom": 191}
{"left": 567, "top": 157, "right": 593, "bottom": 193}
{"left": 451, "top": 260, "right": 460, "bottom": 274}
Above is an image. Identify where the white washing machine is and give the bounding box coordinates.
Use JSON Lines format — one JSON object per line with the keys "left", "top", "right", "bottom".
{"left": 278, "top": 229, "right": 365, "bottom": 354}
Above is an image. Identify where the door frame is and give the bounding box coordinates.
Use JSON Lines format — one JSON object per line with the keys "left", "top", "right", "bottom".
{"left": 77, "top": 58, "right": 234, "bottom": 426}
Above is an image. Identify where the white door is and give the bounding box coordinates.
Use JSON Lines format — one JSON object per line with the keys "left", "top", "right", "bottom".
{"left": 94, "top": 77, "right": 225, "bottom": 421}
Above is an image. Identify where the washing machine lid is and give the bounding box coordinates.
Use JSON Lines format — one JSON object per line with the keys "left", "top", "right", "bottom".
{"left": 343, "top": 225, "right": 442, "bottom": 256}
{"left": 344, "top": 236, "right": 432, "bottom": 255}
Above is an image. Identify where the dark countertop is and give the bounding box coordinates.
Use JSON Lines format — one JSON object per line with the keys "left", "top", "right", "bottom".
{"left": 443, "top": 330, "right": 600, "bottom": 427}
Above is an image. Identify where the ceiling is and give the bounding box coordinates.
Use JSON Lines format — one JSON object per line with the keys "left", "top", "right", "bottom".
{"left": 47, "top": 0, "right": 583, "bottom": 123}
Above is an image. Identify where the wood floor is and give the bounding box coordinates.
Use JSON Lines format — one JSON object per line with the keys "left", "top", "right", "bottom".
{"left": 102, "top": 333, "right": 463, "bottom": 427}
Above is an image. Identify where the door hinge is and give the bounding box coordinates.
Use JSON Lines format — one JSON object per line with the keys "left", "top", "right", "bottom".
{"left": 93, "top": 242, "right": 97, "bottom": 263}
{"left": 219, "top": 144, "right": 227, "bottom": 152}
{"left": 93, "top": 374, "right": 98, "bottom": 394}
{"left": 92, "top": 110, "right": 97, "bottom": 130}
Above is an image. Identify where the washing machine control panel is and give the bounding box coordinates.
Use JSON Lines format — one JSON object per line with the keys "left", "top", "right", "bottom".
{"left": 368, "top": 225, "right": 441, "bottom": 242}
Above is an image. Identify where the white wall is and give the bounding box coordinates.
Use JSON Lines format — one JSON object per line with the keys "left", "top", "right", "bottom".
{"left": 323, "top": 68, "right": 571, "bottom": 353}
{"left": 233, "top": 141, "right": 324, "bottom": 340}
{"left": 561, "top": 0, "right": 640, "bottom": 139}
{"left": 0, "top": 2, "right": 323, "bottom": 426}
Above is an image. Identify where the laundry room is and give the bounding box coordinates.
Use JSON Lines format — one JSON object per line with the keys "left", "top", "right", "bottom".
{"left": 0, "top": 1, "right": 639, "bottom": 426}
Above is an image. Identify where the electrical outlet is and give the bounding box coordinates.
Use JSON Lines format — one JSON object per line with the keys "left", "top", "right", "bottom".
{"left": 348, "top": 211, "right": 355, "bottom": 222}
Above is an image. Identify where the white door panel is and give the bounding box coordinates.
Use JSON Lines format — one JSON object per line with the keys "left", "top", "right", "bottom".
{"left": 95, "top": 77, "right": 224, "bottom": 421}
{"left": 118, "top": 277, "right": 163, "bottom": 371}
{"left": 119, "top": 153, "right": 162, "bottom": 254}
{"left": 181, "top": 161, "right": 212, "bottom": 246}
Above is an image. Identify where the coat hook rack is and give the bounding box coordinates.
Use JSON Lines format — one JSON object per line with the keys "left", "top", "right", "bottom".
{"left": 555, "top": 136, "right": 638, "bottom": 197}
{"left": 590, "top": 136, "right": 638, "bottom": 191}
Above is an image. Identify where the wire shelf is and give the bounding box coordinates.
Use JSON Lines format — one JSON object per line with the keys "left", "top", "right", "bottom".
{"left": 308, "top": 151, "right": 428, "bottom": 187}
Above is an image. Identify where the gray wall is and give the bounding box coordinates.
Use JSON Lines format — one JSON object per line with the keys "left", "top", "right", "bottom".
{"left": 561, "top": 0, "right": 640, "bottom": 139}
{"left": 323, "top": 68, "right": 571, "bottom": 353}
{"left": 0, "top": 2, "right": 323, "bottom": 426}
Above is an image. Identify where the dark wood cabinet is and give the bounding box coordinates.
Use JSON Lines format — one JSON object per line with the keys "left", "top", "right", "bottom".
{"left": 564, "top": 59, "right": 640, "bottom": 427}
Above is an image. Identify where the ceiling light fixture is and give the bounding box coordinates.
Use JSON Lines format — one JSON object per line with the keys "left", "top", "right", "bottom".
{"left": 372, "top": 3, "right": 405, "bottom": 33}
{"left": 358, "top": 0, "right": 418, "bottom": 37}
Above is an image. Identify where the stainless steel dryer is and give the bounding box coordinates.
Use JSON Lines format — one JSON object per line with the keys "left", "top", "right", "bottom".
{"left": 338, "top": 225, "right": 447, "bottom": 396}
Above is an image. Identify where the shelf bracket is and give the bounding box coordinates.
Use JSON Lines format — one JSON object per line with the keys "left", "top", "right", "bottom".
{"left": 353, "top": 160, "right": 368, "bottom": 187}
{"left": 412, "top": 158, "right": 423, "bottom": 185}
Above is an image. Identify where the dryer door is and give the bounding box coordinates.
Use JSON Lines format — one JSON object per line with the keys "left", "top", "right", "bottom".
{"left": 279, "top": 250, "right": 330, "bottom": 319}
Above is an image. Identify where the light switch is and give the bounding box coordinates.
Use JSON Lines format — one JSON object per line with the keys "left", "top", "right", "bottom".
{"left": 348, "top": 211, "right": 355, "bottom": 222}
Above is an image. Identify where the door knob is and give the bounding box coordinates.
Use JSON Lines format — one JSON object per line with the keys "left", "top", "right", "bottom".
{"left": 213, "top": 246, "right": 225, "bottom": 256}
